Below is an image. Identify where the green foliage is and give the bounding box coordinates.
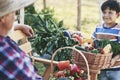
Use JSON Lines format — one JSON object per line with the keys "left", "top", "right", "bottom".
{"left": 110, "top": 42, "right": 120, "bottom": 57}
{"left": 90, "top": 39, "right": 120, "bottom": 57}
{"left": 34, "top": 62, "right": 45, "bottom": 75}
{"left": 25, "top": 6, "right": 78, "bottom": 61}
{"left": 94, "top": 39, "right": 110, "bottom": 48}
{"left": 25, "top": 5, "right": 36, "bottom": 14}
{"left": 94, "top": 39, "right": 120, "bottom": 57}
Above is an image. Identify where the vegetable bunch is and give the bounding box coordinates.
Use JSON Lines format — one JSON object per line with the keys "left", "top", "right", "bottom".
{"left": 25, "top": 8, "right": 78, "bottom": 61}
{"left": 55, "top": 61, "right": 87, "bottom": 80}
{"left": 110, "top": 42, "right": 120, "bottom": 57}
{"left": 75, "top": 39, "right": 112, "bottom": 54}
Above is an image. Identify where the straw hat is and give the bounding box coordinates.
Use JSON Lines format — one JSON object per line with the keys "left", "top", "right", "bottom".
{"left": 0, "top": 0, "right": 34, "bottom": 17}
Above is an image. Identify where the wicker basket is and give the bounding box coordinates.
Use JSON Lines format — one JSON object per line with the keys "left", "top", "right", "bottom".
{"left": 50, "top": 47, "right": 90, "bottom": 80}
{"left": 72, "top": 50, "right": 112, "bottom": 71}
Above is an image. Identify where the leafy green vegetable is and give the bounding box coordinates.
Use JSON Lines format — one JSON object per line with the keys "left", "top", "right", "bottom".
{"left": 24, "top": 7, "right": 78, "bottom": 61}
{"left": 94, "top": 39, "right": 110, "bottom": 48}
{"left": 91, "top": 49, "right": 99, "bottom": 54}
{"left": 110, "top": 42, "right": 120, "bottom": 57}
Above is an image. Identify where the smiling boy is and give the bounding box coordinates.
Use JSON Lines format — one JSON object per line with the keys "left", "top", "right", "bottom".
{"left": 92, "top": 0, "right": 120, "bottom": 80}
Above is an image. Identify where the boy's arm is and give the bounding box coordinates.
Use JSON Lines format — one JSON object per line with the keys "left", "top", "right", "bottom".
{"left": 110, "top": 55, "right": 120, "bottom": 67}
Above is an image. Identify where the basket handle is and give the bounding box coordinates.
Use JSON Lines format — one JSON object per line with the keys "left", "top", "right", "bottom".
{"left": 50, "top": 46, "right": 90, "bottom": 80}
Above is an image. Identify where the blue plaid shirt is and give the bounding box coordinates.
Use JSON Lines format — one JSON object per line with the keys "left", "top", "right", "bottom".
{"left": 0, "top": 36, "right": 43, "bottom": 80}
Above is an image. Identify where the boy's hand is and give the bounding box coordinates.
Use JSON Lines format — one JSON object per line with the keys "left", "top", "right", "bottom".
{"left": 109, "top": 58, "right": 116, "bottom": 67}
{"left": 109, "top": 55, "right": 120, "bottom": 67}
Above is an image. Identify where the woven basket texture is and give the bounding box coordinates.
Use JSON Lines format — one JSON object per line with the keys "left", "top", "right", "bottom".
{"left": 72, "top": 50, "right": 112, "bottom": 71}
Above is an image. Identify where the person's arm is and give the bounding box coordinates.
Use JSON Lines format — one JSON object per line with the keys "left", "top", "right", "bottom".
{"left": 110, "top": 55, "right": 120, "bottom": 67}
{"left": 14, "top": 24, "right": 34, "bottom": 38}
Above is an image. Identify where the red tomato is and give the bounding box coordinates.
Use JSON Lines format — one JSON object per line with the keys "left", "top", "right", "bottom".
{"left": 57, "top": 60, "right": 71, "bottom": 70}
{"left": 72, "top": 34, "right": 83, "bottom": 45}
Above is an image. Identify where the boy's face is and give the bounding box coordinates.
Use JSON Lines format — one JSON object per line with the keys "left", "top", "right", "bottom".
{"left": 102, "top": 8, "right": 119, "bottom": 25}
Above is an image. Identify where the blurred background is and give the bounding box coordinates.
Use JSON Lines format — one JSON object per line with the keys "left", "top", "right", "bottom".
{"left": 29, "top": 0, "right": 120, "bottom": 75}
{"left": 34, "top": 0, "right": 109, "bottom": 38}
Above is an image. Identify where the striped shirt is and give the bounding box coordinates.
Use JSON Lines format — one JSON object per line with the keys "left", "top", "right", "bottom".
{"left": 0, "top": 36, "right": 43, "bottom": 80}
{"left": 92, "top": 23, "right": 120, "bottom": 43}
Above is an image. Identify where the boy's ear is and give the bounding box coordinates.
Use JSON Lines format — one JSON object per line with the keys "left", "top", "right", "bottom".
{"left": 116, "top": 12, "right": 120, "bottom": 18}
{"left": 118, "top": 12, "right": 120, "bottom": 17}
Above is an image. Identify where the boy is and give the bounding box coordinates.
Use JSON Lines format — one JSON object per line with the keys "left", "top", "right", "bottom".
{"left": 92, "top": 0, "right": 120, "bottom": 80}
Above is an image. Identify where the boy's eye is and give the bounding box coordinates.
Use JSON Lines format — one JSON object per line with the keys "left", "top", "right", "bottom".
{"left": 102, "top": 11, "right": 113, "bottom": 15}
{"left": 103, "top": 12, "right": 106, "bottom": 14}
{"left": 109, "top": 12, "right": 112, "bottom": 14}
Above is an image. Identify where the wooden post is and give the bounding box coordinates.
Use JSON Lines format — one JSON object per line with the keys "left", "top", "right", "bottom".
{"left": 43, "top": 0, "right": 46, "bottom": 9}
{"left": 98, "top": 0, "right": 102, "bottom": 24}
{"left": 20, "top": 8, "right": 24, "bottom": 24}
{"left": 77, "top": 0, "right": 81, "bottom": 31}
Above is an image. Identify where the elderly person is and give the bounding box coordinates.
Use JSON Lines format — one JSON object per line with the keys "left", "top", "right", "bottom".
{"left": 0, "top": 0, "right": 43, "bottom": 80}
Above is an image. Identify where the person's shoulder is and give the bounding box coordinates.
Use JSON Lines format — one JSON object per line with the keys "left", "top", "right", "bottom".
{"left": 0, "top": 36, "right": 13, "bottom": 47}
{"left": 0, "top": 37, "right": 7, "bottom": 52}
{"left": 0, "top": 37, "right": 6, "bottom": 43}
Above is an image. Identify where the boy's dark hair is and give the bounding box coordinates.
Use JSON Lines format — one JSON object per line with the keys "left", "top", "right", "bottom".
{"left": 101, "top": 0, "right": 120, "bottom": 13}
